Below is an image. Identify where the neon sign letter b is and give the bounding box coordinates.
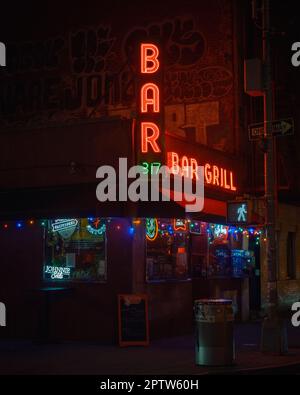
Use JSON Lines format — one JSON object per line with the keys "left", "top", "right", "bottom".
{"left": 141, "top": 43, "right": 159, "bottom": 74}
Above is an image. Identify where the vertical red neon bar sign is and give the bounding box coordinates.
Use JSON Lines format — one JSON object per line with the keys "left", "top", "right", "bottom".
{"left": 140, "top": 43, "right": 161, "bottom": 154}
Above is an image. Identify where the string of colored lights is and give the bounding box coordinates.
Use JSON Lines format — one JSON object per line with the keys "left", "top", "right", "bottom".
{"left": 0, "top": 219, "right": 132, "bottom": 234}
{"left": 0, "top": 218, "right": 266, "bottom": 245}
{"left": 1, "top": 219, "right": 47, "bottom": 229}
{"left": 146, "top": 219, "right": 265, "bottom": 245}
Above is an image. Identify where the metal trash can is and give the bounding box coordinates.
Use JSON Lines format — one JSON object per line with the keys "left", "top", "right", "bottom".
{"left": 194, "top": 299, "right": 235, "bottom": 366}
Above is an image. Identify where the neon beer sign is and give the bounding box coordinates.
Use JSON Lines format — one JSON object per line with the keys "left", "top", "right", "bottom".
{"left": 174, "top": 219, "right": 187, "bottom": 232}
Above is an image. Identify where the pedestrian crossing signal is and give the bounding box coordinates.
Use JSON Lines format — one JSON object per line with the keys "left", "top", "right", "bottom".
{"left": 0, "top": 42, "right": 6, "bottom": 67}
{"left": 227, "top": 201, "right": 249, "bottom": 225}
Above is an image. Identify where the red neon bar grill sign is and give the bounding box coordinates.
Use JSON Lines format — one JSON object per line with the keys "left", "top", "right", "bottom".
{"left": 137, "top": 43, "right": 164, "bottom": 164}
{"left": 137, "top": 43, "right": 237, "bottom": 193}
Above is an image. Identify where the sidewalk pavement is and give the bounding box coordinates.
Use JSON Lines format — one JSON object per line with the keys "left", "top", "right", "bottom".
{"left": 0, "top": 322, "right": 299, "bottom": 375}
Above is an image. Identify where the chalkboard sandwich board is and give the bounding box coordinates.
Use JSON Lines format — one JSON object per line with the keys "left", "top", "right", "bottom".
{"left": 118, "top": 294, "right": 149, "bottom": 347}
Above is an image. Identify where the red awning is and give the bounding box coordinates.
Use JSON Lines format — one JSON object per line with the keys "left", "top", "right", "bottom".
{"left": 160, "top": 187, "right": 226, "bottom": 220}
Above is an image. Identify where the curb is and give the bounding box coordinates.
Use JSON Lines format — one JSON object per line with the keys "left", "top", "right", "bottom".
{"left": 200, "top": 359, "right": 300, "bottom": 375}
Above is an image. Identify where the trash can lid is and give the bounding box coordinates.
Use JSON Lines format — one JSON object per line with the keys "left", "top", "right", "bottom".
{"left": 194, "top": 299, "right": 232, "bottom": 306}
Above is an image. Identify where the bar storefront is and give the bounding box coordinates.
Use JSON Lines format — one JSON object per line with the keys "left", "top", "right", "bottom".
{"left": 42, "top": 217, "right": 259, "bottom": 286}
{"left": 0, "top": 81, "right": 263, "bottom": 341}
{"left": 0, "top": 116, "right": 262, "bottom": 342}
{"left": 0, "top": 211, "right": 262, "bottom": 342}
{"left": 0, "top": 2, "right": 259, "bottom": 342}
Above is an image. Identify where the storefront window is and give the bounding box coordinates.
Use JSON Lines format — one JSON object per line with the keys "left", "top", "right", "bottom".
{"left": 145, "top": 220, "right": 257, "bottom": 281}
{"left": 206, "top": 225, "right": 256, "bottom": 279}
{"left": 146, "top": 219, "right": 190, "bottom": 282}
{"left": 43, "top": 218, "right": 107, "bottom": 282}
{"left": 207, "top": 224, "right": 231, "bottom": 278}
{"left": 189, "top": 223, "right": 257, "bottom": 279}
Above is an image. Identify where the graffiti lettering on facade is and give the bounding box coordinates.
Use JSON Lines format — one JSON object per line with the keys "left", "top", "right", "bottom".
{"left": 123, "top": 18, "right": 205, "bottom": 68}
{"left": 165, "top": 66, "right": 233, "bottom": 104}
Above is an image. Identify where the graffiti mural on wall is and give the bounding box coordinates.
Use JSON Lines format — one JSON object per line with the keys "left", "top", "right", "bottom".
{"left": 0, "top": 6, "right": 234, "bottom": 152}
{"left": 123, "top": 18, "right": 206, "bottom": 69}
{"left": 165, "top": 67, "right": 233, "bottom": 104}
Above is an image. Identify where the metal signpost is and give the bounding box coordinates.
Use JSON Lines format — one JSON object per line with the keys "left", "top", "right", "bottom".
{"left": 247, "top": 0, "right": 290, "bottom": 354}
{"left": 260, "top": 0, "right": 288, "bottom": 354}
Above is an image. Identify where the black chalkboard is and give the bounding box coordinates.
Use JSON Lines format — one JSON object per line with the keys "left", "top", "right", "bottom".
{"left": 118, "top": 294, "right": 149, "bottom": 346}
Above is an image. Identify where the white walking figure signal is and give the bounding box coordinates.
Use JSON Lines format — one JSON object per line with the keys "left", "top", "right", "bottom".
{"left": 0, "top": 42, "right": 6, "bottom": 67}
{"left": 237, "top": 204, "right": 247, "bottom": 222}
{"left": 0, "top": 302, "right": 6, "bottom": 327}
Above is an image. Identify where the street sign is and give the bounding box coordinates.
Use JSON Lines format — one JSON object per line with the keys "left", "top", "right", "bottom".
{"left": 249, "top": 118, "right": 294, "bottom": 141}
